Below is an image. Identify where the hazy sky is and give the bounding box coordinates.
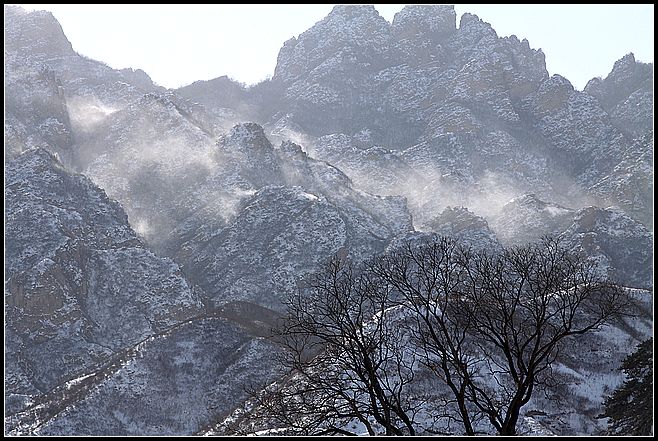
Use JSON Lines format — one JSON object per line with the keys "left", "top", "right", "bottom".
{"left": 16, "top": 4, "right": 654, "bottom": 90}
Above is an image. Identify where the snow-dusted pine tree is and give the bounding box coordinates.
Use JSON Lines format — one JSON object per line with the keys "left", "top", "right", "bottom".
{"left": 603, "top": 338, "right": 653, "bottom": 435}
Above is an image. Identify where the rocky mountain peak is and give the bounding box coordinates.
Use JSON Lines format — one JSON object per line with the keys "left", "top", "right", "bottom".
{"left": 505, "top": 193, "right": 573, "bottom": 215}
{"left": 391, "top": 5, "right": 457, "bottom": 41}
{"left": 272, "top": 3, "right": 393, "bottom": 84}
{"left": 278, "top": 140, "right": 307, "bottom": 159}
{"left": 4, "top": 4, "right": 26, "bottom": 18}
{"left": 424, "top": 206, "right": 501, "bottom": 251}
{"left": 585, "top": 52, "right": 653, "bottom": 94}
{"left": 605, "top": 52, "right": 652, "bottom": 90}
{"left": 118, "top": 68, "right": 156, "bottom": 90}
{"left": 301, "top": 3, "right": 390, "bottom": 47}
{"left": 328, "top": 4, "right": 381, "bottom": 20}
{"left": 580, "top": 52, "right": 653, "bottom": 138}
{"left": 529, "top": 74, "right": 574, "bottom": 113}
{"left": 219, "top": 123, "right": 273, "bottom": 151}
{"left": 505, "top": 193, "right": 549, "bottom": 210}
{"left": 4, "top": 5, "right": 74, "bottom": 58}
{"left": 492, "top": 194, "right": 575, "bottom": 246}
{"left": 458, "top": 12, "right": 497, "bottom": 38}
{"left": 610, "top": 52, "right": 636, "bottom": 76}
{"left": 583, "top": 76, "right": 604, "bottom": 94}
{"left": 431, "top": 206, "right": 490, "bottom": 229}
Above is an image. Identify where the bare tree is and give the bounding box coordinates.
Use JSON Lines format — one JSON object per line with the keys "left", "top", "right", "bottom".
{"left": 370, "top": 236, "right": 630, "bottom": 436}
{"left": 233, "top": 237, "right": 630, "bottom": 436}
{"left": 369, "top": 237, "right": 485, "bottom": 435}
{"left": 455, "top": 237, "right": 630, "bottom": 435}
{"left": 232, "top": 257, "right": 422, "bottom": 435}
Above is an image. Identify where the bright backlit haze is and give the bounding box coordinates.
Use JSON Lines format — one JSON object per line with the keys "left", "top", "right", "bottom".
{"left": 15, "top": 4, "right": 654, "bottom": 90}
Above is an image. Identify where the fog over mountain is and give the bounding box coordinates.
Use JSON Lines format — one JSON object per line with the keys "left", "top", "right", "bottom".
{"left": 4, "top": 4, "right": 653, "bottom": 436}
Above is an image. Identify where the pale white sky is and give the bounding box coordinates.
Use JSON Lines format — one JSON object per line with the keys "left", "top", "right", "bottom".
{"left": 14, "top": 4, "right": 654, "bottom": 90}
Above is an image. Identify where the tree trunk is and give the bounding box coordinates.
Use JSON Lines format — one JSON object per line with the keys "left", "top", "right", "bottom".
{"left": 499, "top": 406, "right": 520, "bottom": 435}
{"left": 457, "top": 400, "right": 475, "bottom": 435}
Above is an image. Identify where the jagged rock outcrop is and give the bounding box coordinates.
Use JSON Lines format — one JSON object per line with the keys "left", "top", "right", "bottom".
{"left": 491, "top": 193, "right": 652, "bottom": 288}
{"left": 170, "top": 6, "right": 651, "bottom": 234}
{"left": 176, "top": 75, "right": 250, "bottom": 118}
{"left": 4, "top": 5, "right": 161, "bottom": 150}
{"left": 584, "top": 53, "right": 653, "bottom": 137}
{"left": 492, "top": 193, "right": 575, "bottom": 245}
{"left": 267, "top": 6, "right": 549, "bottom": 149}
{"left": 4, "top": 6, "right": 74, "bottom": 58}
{"left": 586, "top": 130, "right": 653, "bottom": 228}
{"left": 172, "top": 124, "right": 412, "bottom": 312}
{"left": 4, "top": 52, "right": 72, "bottom": 160}
{"left": 423, "top": 206, "right": 501, "bottom": 251}
{"left": 392, "top": 5, "right": 457, "bottom": 65}
{"left": 5, "top": 148, "right": 204, "bottom": 412}
{"left": 560, "top": 206, "right": 653, "bottom": 289}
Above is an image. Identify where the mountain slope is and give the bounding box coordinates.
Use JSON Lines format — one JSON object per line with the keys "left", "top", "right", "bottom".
{"left": 5, "top": 148, "right": 204, "bottom": 411}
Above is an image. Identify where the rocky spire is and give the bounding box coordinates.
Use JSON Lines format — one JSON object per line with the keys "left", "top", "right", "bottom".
{"left": 584, "top": 52, "right": 653, "bottom": 112}
{"left": 4, "top": 5, "right": 74, "bottom": 58}
{"left": 392, "top": 4, "right": 457, "bottom": 40}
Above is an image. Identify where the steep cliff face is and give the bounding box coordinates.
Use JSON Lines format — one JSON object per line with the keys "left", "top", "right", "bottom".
{"left": 5, "top": 148, "right": 204, "bottom": 411}
{"left": 199, "top": 5, "right": 648, "bottom": 234}
{"left": 4, "top": 53, "right": 72, "bottom": 160}
{"left": 171, "top": 124, "right": 412, "bottom": 312}
{"left": 491, "top": 193, "right": 652, "bottom": 289}
{"left": 560, "top": 206, "right": 653, "bottom": 289}
{"left": 266, "top": 5, "right": 549, "bottom": 149}
{"left": 584, "top": 53, "right": 653, "bottom": 138}
{"left": 5, "top": 148, "right": 284, "bottom": 436}
{"left": 4, "top": 6, "right": 74, "bottom": 58}
{"left": 4, "top": 5, "right": 161, "bottom": 155}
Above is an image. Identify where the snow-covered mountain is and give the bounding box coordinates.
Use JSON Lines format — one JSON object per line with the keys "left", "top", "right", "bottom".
{"left": 206, "top": 286, "right": 652, "bottom": 436}
{"left": 176, "top": 5, "right": 652, "bottom": 234}
{"left": 5, "top": 148, "right": 284, "bottom": 435}
{"left": 6, "top": 149, "right": 200, "bottom": 406}
{"left": 4, "top": 4, "right": 653, "bottom": 436}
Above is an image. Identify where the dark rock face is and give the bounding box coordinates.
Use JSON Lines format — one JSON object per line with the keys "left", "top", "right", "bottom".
{"left": 266, "top": 7, "right": 549, "bottom": 149}
{"left": 5, "top": 53, "right": 72, "bottom": 160}
{"left": 177, "top": 75, "right": 248, "bottom": 115}
{"left": 392, "top": 5, "right": 457, "bottom": 64}
{"left": 5, "top": 148, "right": 204, "bottom": 408}
{"left": 424, "top": 206, "right": 501, "bottom": 251}
{"left": 560, "top": 206, "right": 653, "bottom": 289}
{"left": 584, "top": 53, "right": 653, "bottom": 137}
{"left": 5, "top": 148, "right": 283, "bottom": 436}
{"left": 4, "top": 6, "right": 74, "bottom": 58}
